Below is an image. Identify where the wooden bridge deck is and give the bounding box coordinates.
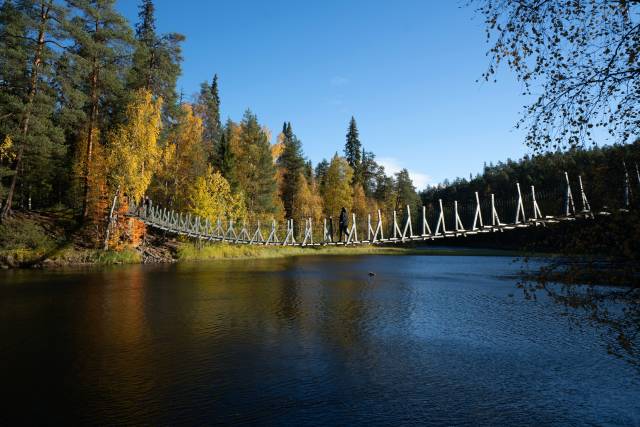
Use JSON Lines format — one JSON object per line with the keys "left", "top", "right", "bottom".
{"left": 123, "top": 173, "right": 621, "bottom": 247}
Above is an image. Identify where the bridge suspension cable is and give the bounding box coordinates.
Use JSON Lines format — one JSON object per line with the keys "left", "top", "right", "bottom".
{"left": 126, "top": 169, "right": 633, "bottom": 247}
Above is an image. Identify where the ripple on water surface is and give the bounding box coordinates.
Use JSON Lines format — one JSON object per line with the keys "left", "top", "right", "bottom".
{"left": 0, "top": 255, "right": 638, "bottom": 426}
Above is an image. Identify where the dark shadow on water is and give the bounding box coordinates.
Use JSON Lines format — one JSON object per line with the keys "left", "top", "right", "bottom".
{"left": 1, "top": 255, "right": 639, "bottom": 425}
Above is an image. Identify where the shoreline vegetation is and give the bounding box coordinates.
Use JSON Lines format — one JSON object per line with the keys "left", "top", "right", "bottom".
{"left": 0, "top": 209, "right": 527, "bottom": 269}
{"left": 0, "top": 0, "right": 637, "bottom": 285}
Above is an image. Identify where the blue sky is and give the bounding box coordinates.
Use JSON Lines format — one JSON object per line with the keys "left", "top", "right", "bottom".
{"left": 116, "top": 0, "right": 532, "bottom": 189}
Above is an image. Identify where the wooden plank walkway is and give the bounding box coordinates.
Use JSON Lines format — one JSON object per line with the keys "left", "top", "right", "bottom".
{"left": 124, "top": 173, "right": 616, "bottom": 247}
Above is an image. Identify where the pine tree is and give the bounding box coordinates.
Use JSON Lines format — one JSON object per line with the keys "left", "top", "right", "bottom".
{"left": 0, "top": 137, "right": 16, "bottom": 203}
{"left": 0, "top": 0, "right": 66, "bottom": 218}
{"left": 128, "top": 0, "right": 184, "bottom": 121}
{"left": 344, "top": 116, "right": 362, "bottom": 174}
{"left": 64, "top": 0, "right": 134, "bottom": 219}
{"left": 277, "top": 121, "right": 305, "bottom": 218}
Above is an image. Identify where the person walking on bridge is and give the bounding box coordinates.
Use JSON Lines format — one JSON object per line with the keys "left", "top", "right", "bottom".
{"left": 338, "top": 207, "right": 348, "bottom": 242}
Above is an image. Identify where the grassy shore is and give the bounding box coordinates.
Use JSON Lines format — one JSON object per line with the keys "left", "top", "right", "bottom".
{"left": 176, "top": 241, "right": 521, "bottom": 261}
{"left": 0, "top": 210, "right": 524, "bottom": 269}
{"left": 1, "top": 243, "right": 142, "bottom": 268}
{"left": 0, "top": 212, "right": 142, "bottom": 268}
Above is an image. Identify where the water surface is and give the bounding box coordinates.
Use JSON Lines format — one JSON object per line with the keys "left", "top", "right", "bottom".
{"left": 1, "top": 255, "right": 638, "bottom": 425}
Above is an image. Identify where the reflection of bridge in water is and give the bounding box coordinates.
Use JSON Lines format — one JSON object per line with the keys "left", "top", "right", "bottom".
{"left": 128, "top": 171, "right": 632, "bottom": 247}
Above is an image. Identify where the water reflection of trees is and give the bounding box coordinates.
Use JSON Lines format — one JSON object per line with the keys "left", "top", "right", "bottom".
{"left": 519, "top": 261, "right": 640, "bottom": 369}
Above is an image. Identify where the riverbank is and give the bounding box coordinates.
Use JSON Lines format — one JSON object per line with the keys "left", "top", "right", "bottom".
{"left": 1, "top": 239, "right": 521, "bottom": 269}
{"left": 0, "top": 211, "right": 525, "bottom": 269}
{"left": 0, "top": 211, "right": 142, "bottom": 269}
{"left": 176, "top": 242, "right": 520, "bottom": 262}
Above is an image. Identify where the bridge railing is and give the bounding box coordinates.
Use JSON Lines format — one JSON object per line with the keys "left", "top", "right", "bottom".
{"left": 127, "top": 167, "right": 635, "bottom": 246}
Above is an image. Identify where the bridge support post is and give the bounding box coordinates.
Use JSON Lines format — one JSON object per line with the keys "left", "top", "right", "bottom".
{"left": 226, "top": 219, "right": 238, "bottom": 241}
{"left": 250, "top": 221, "right": 265, "bottom": 244}
{"left": 266, "top": 219, "right": 279, "bottom": 245}
{"left": 402, "top": 204, "right": 414, "bottom": 241}
{"left": 435, "top": 199, "right": 446, "bottom": 236}
{"left": 515, "top": 183, "right": 526, "bottom": 224}
{"left": 454, "top": 201, "right": 465, "bottom": 234}
{"left": 531, "top": 186, "right": 543, "bottom": 222}
{"left": 346, "top": 213, "right": 358, "bottom": 244}
{"left": 283, "top": 219, "right": 296, "bottom": 245}
{"left": 564, "top": 172, "right": 576, "bottom": 216}
{"left": 578, "top": 176, "right": 591, "bottom": 215}
{"left": 323, "top": 218, "right": 332, "bottom": 243}
{"left": 392, "top": 210, "right": 398, "bottom": 240}
{"left": 623, "top": 162, "right": 631, "bottom": 209}
{"left": 368, "top": 210, "right": 383, "bottom": 243}
{"left": 237, "top": 221, "right": 250, "bottom": 243}
{"left": 422, "top": 205, "right": 432, "bottom": 237}
{"left": 472, "top": 192, "right": 483, "bottom": 230}
{"left": 301, "top": 218, "right": 313, "bottom": 246}
{"left": 491, "top": 194, "right": 502, "bottom": 229}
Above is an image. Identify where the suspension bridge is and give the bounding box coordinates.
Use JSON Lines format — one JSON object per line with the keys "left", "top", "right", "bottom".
{"left": 126, "top": 171, "right": 633, "bottom": 247}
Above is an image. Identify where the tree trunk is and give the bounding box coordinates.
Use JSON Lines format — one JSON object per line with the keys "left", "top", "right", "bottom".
{"left": 103, "top": 186, "right": 120, "bottom": 250}
{"left": 81, "top": 19, "right": 101, "bottom": 220}
{"left": 1, "top": 1, "right": 51, "bottom": 221}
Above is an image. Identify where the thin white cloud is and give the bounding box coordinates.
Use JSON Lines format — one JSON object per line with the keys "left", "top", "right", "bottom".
{"left": 330, "top": 76, "right": 349, "bottom": 87}
{"left": 377, "top": 157, "right": 431, "bottom": 191}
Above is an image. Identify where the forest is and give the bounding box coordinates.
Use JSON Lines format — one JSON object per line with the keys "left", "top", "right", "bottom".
{"left": 0, "top": 0, "right": 421, "bottom": 250}
{"left": 2, "top": 0, "right": 639, "bottom": 257}
{"left": 421, "top": 142, "right": 640, "bottom": 212}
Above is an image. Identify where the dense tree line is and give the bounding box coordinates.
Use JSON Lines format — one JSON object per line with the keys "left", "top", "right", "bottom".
{"left": 420, "top": 141, "right": 640, "bottom": 214}
{"left": 0, "top": 0, "right": 420, "bottom": 248}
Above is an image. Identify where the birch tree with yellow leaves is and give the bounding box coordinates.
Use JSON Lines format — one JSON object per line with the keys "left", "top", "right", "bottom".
{"left": 151, "top": 104, "right": 206, "bottom": 210}
{"left": 291, "top": 172, "right": 323, "bottom": 233}
{"left": 187, "top": 165, "right": 246, "bottom": 222}
{"left": 104, "top": 89, "right": 162, "bottom": 248}
{"left": 321, "top": 154, "right": 353, "bottom": 219}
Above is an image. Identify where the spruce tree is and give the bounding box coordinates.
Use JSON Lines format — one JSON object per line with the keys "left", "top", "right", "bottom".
{"left": 235, "top": 110, "right": 278, "bottom": 216}
{"left": 217, "top": 129, "right": 235, "bottom": 187}
{"left": 304, "top": 160, "right": 313, "bottom": 182}
{"left": 277, "top": 121, "right": 305, "bottom": 218}
{"left": 128, "top": 0, "right": 184, "bottom": 122}
{"left": 314, "top": 158, "right": 329, "bottom": 188}
{"left": 374, "top": 165, "right": 396, "bottom": 215}
{"left": 360, "top": 148, "right": 378, "bottom": 196}
{"left": 394, "top": 168, "right": 419, "bottom": 211}
{"left": 344, "top": 116, "right": 362, "bottom": 172}
{"left": 195, "top": 74, "right": 222, "bottom": 163}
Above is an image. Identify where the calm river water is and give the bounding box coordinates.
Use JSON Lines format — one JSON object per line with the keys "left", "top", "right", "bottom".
{"left": 1, "top": 255, "right": 638, "bottom": 425}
